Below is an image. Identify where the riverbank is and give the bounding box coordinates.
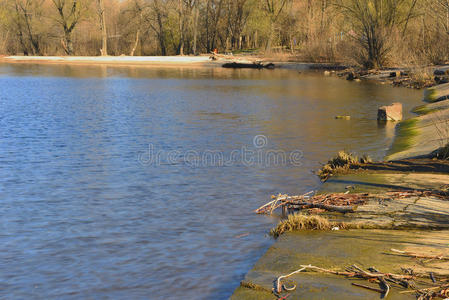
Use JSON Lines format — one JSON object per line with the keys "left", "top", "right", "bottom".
{"left": 335, "top": 66, "right": 449, "bottom": 89}
{"left": 232, "top": 83, "right": 449, "bottom": 299}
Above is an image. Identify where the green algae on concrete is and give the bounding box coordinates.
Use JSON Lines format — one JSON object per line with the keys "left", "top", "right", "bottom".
{"left": 321, "top": 172, "right": 449, "bottom": 194}
{"left": 412, "top": 104, "right": 438, "bottom": 115}
{"left": 231, "top": 229, "right": 449, "bottom": 300}
{"left": 386, "top": 119, "right": 419, "bottom": 159}
{"left": 412, "top": 99, "right": 449, "bottom": 116}
{"left": 386, "top": 108, "right": 449, "bottom": 160}
{"left": 424, "top": 82, "right": 449, "bottom": 102}
{"left": 387, "top": 83, "right": 449, "bottom": 160}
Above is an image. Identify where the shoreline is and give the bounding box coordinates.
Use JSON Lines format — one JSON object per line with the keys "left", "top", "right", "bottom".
{"left": 232, "top": 81, "right": 449, "bottom": 299}
{"left": 0, "top": 55, "right": 337, "bottom": 72}
{"left": 3, "top": 55, "right": 446, "bottom": 91}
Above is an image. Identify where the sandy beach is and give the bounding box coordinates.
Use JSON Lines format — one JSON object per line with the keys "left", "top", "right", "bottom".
{"left": 0, "top": 55, "right": 223, "bottom": 67}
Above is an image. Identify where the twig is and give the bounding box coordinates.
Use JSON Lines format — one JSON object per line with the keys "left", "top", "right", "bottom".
{"left": 379, "top": 277, "right": 390, "bottom": 298}
{"left": 275, "top": 267, "right": 305, "bottom": 293}
{"left": 390, "top": 249, "right": 449, "bottom": 260}
{"left": 351, "top": 282, "right": 384, "bottom": 293}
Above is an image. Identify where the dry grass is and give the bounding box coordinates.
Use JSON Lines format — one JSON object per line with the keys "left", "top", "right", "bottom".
{"left": 408, "top": 67, "right": 435, "bottom": 89}
{"left": 317, "top": 151, "right": 372, "bottom": 181}
{"left": 270, "top": 214, "right": 350, "bottom": 238}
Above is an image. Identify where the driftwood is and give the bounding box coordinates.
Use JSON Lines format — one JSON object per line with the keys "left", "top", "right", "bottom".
{"left": 351, "top": 282, "right": 384, "bottom": 294}
{"left": 274, "top": 262, "right": 449, "bottom": 299}
{"left": 222, "top": 62, "right": 275, "bottom": 69}
{"left": 275, "top": 264, "right": 407, "bottom": 295}
{"left": 389, "top": 248, "right": 449, "bottom": 261}
{"left": 255, "top": 191, "right": 367, "bottom": 215}
{"left": 283, "top": 200, "right": 356, "bottom": 213}
{"left": 255, "top": 190, "right": 448, "bottom": 215}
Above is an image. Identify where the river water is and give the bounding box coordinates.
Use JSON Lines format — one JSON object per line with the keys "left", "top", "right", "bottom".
{"left": 0, "top": 64, "right": 422, "bottom": 299}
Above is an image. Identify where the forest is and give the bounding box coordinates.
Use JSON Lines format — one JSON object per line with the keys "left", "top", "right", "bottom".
{"left": 0, "top": 0, "right": 448, "bottom": 68}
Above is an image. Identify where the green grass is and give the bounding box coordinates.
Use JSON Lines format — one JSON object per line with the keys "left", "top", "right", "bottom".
{"left": 386, "top": 118, "right": 419, "bottom": 158}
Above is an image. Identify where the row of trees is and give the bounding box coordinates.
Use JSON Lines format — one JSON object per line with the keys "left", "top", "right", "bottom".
{"left": 0, "top": 0, "right": 448, "bottom": 68}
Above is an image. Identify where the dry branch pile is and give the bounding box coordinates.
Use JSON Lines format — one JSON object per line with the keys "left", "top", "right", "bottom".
{"left": 274, "top": 262, "right": 449, "bottom": 300}
{"left": 255, "top": 190, "right": 447, "bottom": 216}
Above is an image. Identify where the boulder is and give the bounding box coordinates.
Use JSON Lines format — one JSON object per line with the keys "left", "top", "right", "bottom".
{"left": 377, "top": 102, "right": 403, "bottom": 121}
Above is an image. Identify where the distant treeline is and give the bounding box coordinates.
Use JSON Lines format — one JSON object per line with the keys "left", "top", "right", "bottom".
{"left": 0, "top": 0, "right": 448, "bottom": 68}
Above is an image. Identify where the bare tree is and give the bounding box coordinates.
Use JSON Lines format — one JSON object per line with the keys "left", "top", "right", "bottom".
{"left": 225, "top": 0, "right": 250, "bottom": 50}
{"left": 145, "top": 0, "right": 168, "bottom": 55}
{"left": 335, "top": 0, "right": 418, "bottom": 68}
{"left": 52, "top": 0, "right": 87, "bottom": 55}
{"left": 263, "top": 0, "right": 290, "bottom": 52}
{"left": 11, "top": 0, "right": 44, "bottom": 55}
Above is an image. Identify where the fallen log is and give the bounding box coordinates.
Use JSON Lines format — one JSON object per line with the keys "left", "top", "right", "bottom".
{"left": 222, "top": 62, "right": 275, "bottom": 69}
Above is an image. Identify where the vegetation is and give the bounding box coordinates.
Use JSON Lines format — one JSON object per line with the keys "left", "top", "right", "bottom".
{"left": 269, "top": 213, "right": 351, "bottom": 237}
{"left": 0, "top": 0, "right": 448, "bottom": 67}
{"left": 318, "top": 151, "right": 371, "bottom": 181}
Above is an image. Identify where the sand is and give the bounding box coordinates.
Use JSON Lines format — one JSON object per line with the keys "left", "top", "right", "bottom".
{"left": 0, "top": 55, "right": 222, "bottom": 67}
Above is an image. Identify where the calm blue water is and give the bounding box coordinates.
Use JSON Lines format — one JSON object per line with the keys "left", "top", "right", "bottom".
{"left": 0, "top": 64, "right": 422, "bottom": 299}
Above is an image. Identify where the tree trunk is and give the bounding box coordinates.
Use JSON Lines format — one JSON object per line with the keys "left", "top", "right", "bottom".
{"left": 192, "top": 1, "right": 199, "bottom": 55}
{"left": 254, "top": 30, "right": 258, "bottom": 48}
{"left": 63, "top": 31, "right": 73, "bottom": 55}
{"left": 266, "top": 22, "right": 275, "bottom": 52}
{"left": 97, "top": 0, "right": 108, "bottom": 56}
{"left": 130, "top": 29, "right": 140, "bottom": 56}
{"left": 178, "top": 0, "right": 184, "bottom": 55}
{"left": 154, "top": 0, "right": 166, "bottom": 56}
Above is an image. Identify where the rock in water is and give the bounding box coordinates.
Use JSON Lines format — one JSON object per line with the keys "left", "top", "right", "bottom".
{"left": 335, "top": 116, "right": 351, "bottom": 120}
{"left": 378, "top": 102, "right": 403, "bottom": 121}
